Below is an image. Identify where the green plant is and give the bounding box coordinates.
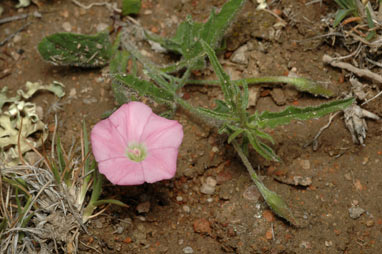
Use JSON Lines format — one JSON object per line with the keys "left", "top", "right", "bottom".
{"left": 333, "top": 0, "right": 376, "bottom": 40}
{"left": 37, "top": 0, "right": 354, "bottom": 224}
{"left": 333, "top": 0, "right": 359, "bottom": 27}
{"left": 110, "top": 0, "right": 353, "bottom": 224}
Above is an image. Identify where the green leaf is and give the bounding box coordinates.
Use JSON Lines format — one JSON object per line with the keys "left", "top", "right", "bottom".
{"left": 252, "top": 128, "right": 274, "bottom": 144}
{"left": 200, "top": 39, "right": 236, "bottom": 108}
{"left": 90, "top": 169, "right": 103, "bottom": 204}
{"left": 366, "top": 7, "right": 376, "bottom": 41}
{"left": 214, "top": 99, "right": 231, "bottom": 114}
{"left": 56, "top": 135, "right": 66, "bottom": 174}
{"left": 122, "top": 0, "right": 141, "bottom": 15}
{"left": 92, "top": 199, "right": 129, "bottom": 207}
{"left": 0, "top": 218, "right": 7, "bottom": 233}
{"left": 256, "top": 97, "right": 355, "bottom": 129}
{"left": 334, "top": 0, "right": 356, "bottom": 10}
{"left": 197, "top": 107, "right": 237, "bottom": 122}
{"left": 114, "top": 74, "right": 175, "bottom": 104}
{"left": 246, "top": 130, "right": 280, "bottom": 161}
{"left": 228, "top": 128, "right": 244, "bottom": 143}
{"left": 38, "top": 32, "right": 112, "bottom": 67}
{"left": 333, "top": 9, "right": 354, "bottom": 27}
{"left": 147, "top": 0, "right": 245, "bottom": 71}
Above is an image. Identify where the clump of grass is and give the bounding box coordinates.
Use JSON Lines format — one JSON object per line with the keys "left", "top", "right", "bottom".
{"left": 0, "top": 118, "right": 126, "bottom": 253}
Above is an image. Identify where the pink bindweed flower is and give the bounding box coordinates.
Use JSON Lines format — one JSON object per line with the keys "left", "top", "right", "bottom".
{"left": 90, "top": 102, "right": 183, "bottom": 185}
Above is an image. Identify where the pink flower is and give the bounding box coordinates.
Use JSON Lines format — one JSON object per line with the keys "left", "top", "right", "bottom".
{"left": 91, "top": 102, "right": 183, "bottom": 185}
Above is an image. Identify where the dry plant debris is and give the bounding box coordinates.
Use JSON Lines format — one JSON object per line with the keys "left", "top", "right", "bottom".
{"left": 0, "top": 82, "right": 65, "bottom": 166}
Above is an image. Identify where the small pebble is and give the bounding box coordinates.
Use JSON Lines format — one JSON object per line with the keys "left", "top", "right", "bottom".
{"left": 193, "top": 219, "right": 211, "bottom": 235}
{"left": 200, "top": 183, "right": 214, "bottom": 195}
{"left": 176, "top": 196, "right": 183, "bottom": 202}
{"left": 114, "top": 226, "right": 124, "bottom": 234}
{"left": 62, "top": 22, "right": 72, "bottom": 32}
{"left": 325, "top": 240, "right": 333, "bottom": 247}
{"left": 300, "top": 159, "right": 310, "bottom": 170}
{"left": 344, "top": 173, "right": 352, "bottom": 181}
{"left": 69, "top": 88, "right": 77, "bottom": 98}
{"left": 366, "top": 220, "right": 374, "bottom": 227}
{"left": 13, "top": 34, "right": 22, "bottom": 43}
{"left": 95, "top": 220, "right": 103, "bottom": 229}
{"left": 183, "top": 246, "right": 194, "bottom": 254}
{"left": 230, "top": 43, "right": 251, "bottom": 65}
{"left": 206, "top": 177, "right": 217, "bottom": 186}
{"left": 200, "top": 177, "right": 217, "bottom": 195}
{"left": 182, "top": 205, "right": 190, "bottom": 213}
{"left": 96, "top": 23, "right": 109, "bottom": 32}
{"left": 349, "top": 206, "right": 365, "bottom": 219}
{"left": 243, "top": 185, "right": 261, "bottom": 201}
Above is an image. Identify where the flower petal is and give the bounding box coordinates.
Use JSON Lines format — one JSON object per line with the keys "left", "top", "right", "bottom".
{"left": 141, "top": 115, "right": 183, "bottom": 149}
{"left": 98, "top": 157, "right": 145, "bottom": 185}
{"left": 141, "top": 148, "right": 179, "bottom": 183}
{"left": 91, "top": 119, "right": 127, "bottom": 162}
{"left": 109, "top": 102, "right": 153, "bottom": 143}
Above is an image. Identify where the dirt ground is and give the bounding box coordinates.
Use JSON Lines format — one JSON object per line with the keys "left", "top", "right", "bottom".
{"left": 1, "top": 0, "right": 382, "bottom": 253}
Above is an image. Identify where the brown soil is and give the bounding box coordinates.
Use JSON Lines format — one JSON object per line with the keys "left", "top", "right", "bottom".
{"left": 1, "top": 0, "right": 382, "bottom": 253}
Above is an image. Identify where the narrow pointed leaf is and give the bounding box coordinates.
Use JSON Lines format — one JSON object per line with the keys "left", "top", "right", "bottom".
{"left": 246, "top": 131, "right": 280, "bottom": 161}
{"left": 228, "top": 128, "right": 244, "bottom": 143}
{"left": 197, "top": 107, "right": 236, "bottom": 122}
{"left": 256, "top": 97, "right": 354, "bottom": 129}
{"left": 252, "top": 128, "right": 274, "bottom": 144}
{"left": 114, "top": 74, "right": 175, "bottom": 104}
{"left": 92, "top": 199, "right": 129, "bottom": 207}
{"left": 333, "top": 9, "right": 354, "bottom": 27}
{"left": 200, "top": 39, "right": 234, "bottom": 107}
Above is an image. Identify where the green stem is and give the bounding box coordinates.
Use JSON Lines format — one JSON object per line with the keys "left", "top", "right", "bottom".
{"left": 231, "top": 140, "right": 261, "bottom": 183}
{"left": 186, "top": 76, "right": 334, "bottom": 98}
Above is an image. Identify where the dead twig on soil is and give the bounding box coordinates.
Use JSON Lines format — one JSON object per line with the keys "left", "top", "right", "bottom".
{"left": 0, "top": 22, "right": 30, "bottom": 47}
{"left": 361, "top": 90, "right": 382, "bottom": 105}
{"left": 0, "top": 14, "right": 28, "bottom": 25}
{"left": 71, "top": 0, "right": 121, "bottom": 13}
{"left": 304, "top": 111, "right": 341, "bottom": 151}
{"left": 323, "top": 54, "right": 382, "bottom": 84}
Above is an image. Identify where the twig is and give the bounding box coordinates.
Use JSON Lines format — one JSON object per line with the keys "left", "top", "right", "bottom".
{"left": 261, "top": 9, "right": 287, "bottom": 25}
{"left": 331, "top": 42, "right": 363, "bottom": 61}
{"left": 79, "top": 241, "right": 102, "bottom": 254}
{"left": 51, "top": 114, "right": 58, "bottom": 160}
{"left": 361, "top": 90, "right": 382, "bottom": 105}
{"left": 71, "top": 0, "right": 121, "bottom": 13}
{"left": 365, "top": 57, "right": 382, "bottom": 68}
{"left": 323, "top": 54, "right": 382, "bottom": 84}
{"left": 305, "top": 0, "right": 322, "bottom": 6}
{"left": 304, "top": 112, "right": 341, "bottom": 151}
{"left": 0, "top": 22, "right": 31, "bottom": 47}
{"left": 0, "top": 14, "right": 28, "bottom": 25}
